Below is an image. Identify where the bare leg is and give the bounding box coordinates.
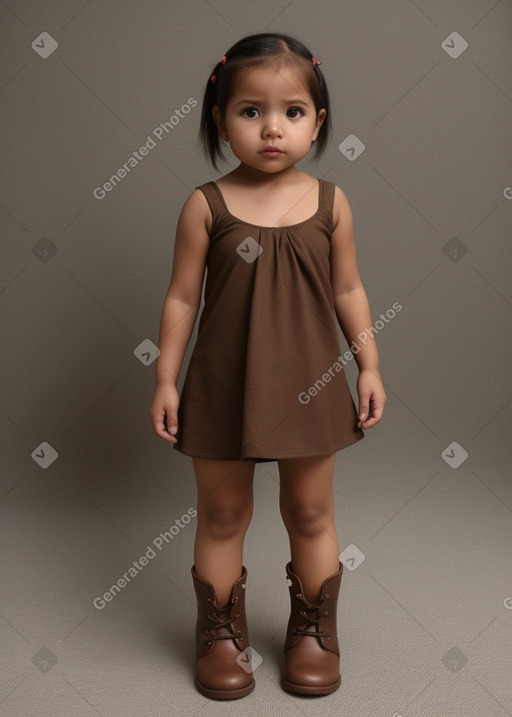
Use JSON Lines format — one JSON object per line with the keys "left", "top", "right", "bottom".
{"left": 193, "top": 457, "right": 255, "bottom": 605}
{"left": 278, "top": 453, "right": 340, "bottom": 603}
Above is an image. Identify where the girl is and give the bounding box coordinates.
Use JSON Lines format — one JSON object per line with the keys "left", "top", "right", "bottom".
{"left": 150, "top": 33, "right": 386, "bottom": 700}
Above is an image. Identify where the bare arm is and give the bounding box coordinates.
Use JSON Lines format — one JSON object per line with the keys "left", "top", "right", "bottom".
{"left": 150, "top": 189, "right": 211, "bottom": 442}
{"left": 330, "top": 186, "right": 386, "bottom": 428}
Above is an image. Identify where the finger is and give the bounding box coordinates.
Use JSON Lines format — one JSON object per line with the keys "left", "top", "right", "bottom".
{"left": 357, "top": 394, "right": 371, "bottom": 425}
{"left": 164, "top": 411, "right": 178, "bottom": 440}
{"left": 359, "top": 403, "right": 384, "bottom": 429}
{"left": 359, "top": 415, "right": 378, "bottom": 429}
{"left": 151, "top": 411, "right": 178, "bottom": 443}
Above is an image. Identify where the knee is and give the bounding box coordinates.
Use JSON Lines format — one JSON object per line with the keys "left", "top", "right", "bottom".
{"left": 281, "top": 502, "right": 332, "bottom": 538}
{"left": 200, "top": 505, "right": 252, "bottom": 540}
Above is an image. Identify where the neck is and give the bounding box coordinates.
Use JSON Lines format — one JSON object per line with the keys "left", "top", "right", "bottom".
{"left": 229, "top": 163, "right": 302, "bottom": 187}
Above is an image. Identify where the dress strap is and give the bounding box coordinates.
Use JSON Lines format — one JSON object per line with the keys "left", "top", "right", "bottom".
{"left": 195, "top": 182, "right": 225, "bottom": 223}
{"left": 319, "top": 179, "right": 336, "bottom": 232}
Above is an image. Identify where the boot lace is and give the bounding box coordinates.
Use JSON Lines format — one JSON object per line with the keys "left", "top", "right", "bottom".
{"left": 294, "top": 592, "right": 331, "bottom": 639}
{"left": 205, "top": 596, "right": 243, "bottom": 644}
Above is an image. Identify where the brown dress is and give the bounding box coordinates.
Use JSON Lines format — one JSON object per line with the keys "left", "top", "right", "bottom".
{"left": 173, "top": 179, "right": 364, "bottom": 462}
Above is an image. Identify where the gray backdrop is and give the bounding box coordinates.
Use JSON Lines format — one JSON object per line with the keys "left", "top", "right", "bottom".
{"left": 1, "top": 1, "right": 511, "bottom": 716}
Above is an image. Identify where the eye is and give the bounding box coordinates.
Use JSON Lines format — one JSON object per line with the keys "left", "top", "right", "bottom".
{"left": 242, "top": 107, "right": 259, "bottom": 118}
{"left": 286, "top": 107, "right": 303, "bottom": 118}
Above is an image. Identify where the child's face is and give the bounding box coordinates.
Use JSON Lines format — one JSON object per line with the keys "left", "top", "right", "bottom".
{"left": 213, "top": 62, "right": 326, "bottom": 174}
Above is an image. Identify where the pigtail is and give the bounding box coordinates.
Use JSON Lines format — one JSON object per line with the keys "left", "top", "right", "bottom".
{"left": 311, "top": 63, "right": 332, "bottom": 159}
{"left": 199, "top": 69, "right": 221, "bottom": 170}
{"left": 199, "top": 57, "right": 228, "bottom": 170}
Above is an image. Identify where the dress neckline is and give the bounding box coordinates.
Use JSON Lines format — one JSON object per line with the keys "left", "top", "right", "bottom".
{"left": 210, "top": 179, "right": 323, "bottom": 229}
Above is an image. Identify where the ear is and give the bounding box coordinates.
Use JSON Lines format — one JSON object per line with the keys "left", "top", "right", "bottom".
{"left": 212, "top": 105, "right": 228, "bottom": 141}
{"left": 312, "top": 108, "right": 326, "bottom": 141}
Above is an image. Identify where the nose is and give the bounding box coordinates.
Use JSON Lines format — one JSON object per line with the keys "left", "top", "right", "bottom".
{"left": 262, "top": 113, "right": 283, "bottom": 139}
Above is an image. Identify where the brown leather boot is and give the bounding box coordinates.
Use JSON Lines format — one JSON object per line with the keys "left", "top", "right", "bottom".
{"left": 191, "top": 565, "right": 255, "bottom": 699}
{"left": 283, "top": 561, "right": 343, "bottom": 695}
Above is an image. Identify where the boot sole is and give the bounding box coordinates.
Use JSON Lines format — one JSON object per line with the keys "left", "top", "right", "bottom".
{"left": 196, "top": 676, "right": 255, "bottom": 700}
{"left": 282, "top": 674, "right": 341, "bottom": 696}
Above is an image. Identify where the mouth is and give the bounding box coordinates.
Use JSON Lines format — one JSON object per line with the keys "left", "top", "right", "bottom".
{"left": 260, "top": 147, "right": 283, "bottom": 157}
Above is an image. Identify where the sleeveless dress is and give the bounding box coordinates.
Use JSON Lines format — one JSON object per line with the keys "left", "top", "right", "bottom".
{"left": 173, "top": 179, "right": 364, "bottom": 462}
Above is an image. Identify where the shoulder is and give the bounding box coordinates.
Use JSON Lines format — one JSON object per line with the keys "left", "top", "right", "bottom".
{"left": 329, "top": 184, "right": 354, "bottom": 232}
{"left": 181, "top": 186, "right": 211, "bottom": 212}
{"left": 179, "top": 186, "right": 213, "bottom": 235}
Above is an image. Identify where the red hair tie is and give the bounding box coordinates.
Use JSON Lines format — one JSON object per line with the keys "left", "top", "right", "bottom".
{"left": 210, "top": 55, "right": 227, "bottom": 83}
{"left": 312, "top": 56, "right": 321, "bottom": 65}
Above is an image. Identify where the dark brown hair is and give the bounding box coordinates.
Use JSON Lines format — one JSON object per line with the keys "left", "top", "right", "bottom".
{"left": 199, "top": 33, "right": 332, "bottom": 169}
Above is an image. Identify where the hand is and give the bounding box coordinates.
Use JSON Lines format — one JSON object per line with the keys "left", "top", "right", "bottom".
{"left": 149, "top": 383, "right": 180, "bottom": 443}
{"left": 356, "top": 369, "right": 386, "bottom": 429}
